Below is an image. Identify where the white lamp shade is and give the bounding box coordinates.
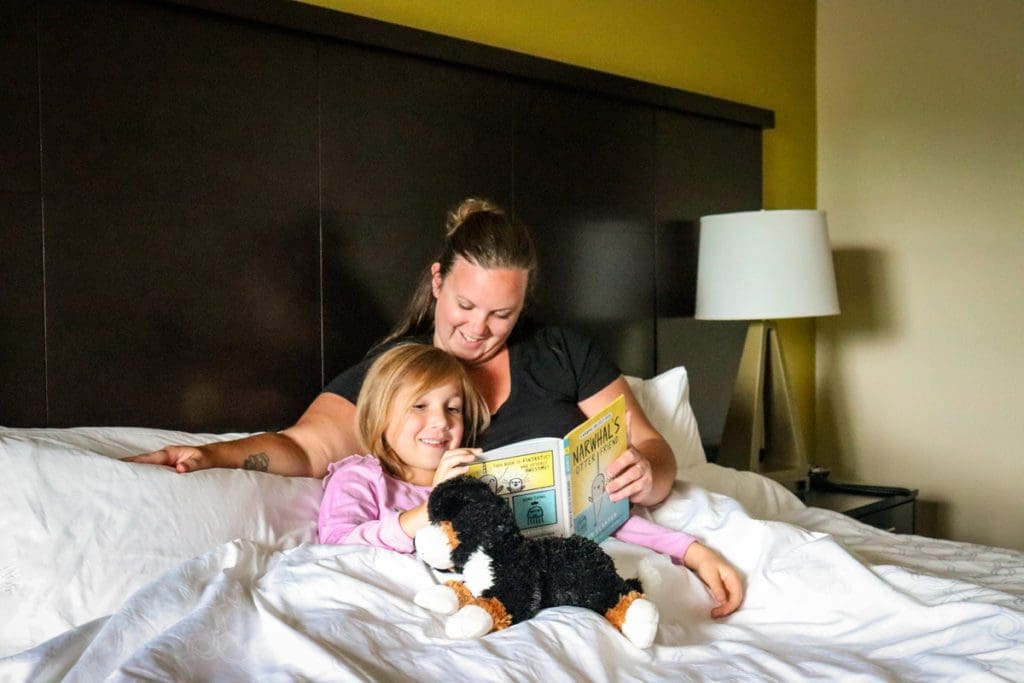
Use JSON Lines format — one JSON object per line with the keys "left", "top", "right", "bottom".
{"left": 695, "top": 209, "right": 840, "bottom": 320}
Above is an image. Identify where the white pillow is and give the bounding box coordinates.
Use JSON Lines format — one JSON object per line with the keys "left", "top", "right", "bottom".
{"left": 624, "top": 366, "right": 707, "bottom": 471}
{"left": 0, "top": 426, "right": 322, "bottom": 656}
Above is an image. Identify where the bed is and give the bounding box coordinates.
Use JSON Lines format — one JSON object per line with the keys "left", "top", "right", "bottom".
{"left": 4, "top": 1, "right": 1024, "bottom": 680}
{"left": 2, "top": 367, "right": 1023, "bottom": 681}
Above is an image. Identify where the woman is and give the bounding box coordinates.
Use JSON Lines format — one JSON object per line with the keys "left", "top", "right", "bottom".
{"left": 129, "top": 198, "right": 676, "bottom": 506}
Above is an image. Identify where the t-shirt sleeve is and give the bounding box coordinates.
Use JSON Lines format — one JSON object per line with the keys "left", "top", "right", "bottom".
{"left": 317, "top": 456, "right": 415, "bottom": 553}
{"left": 543, "top": 325, "right": 621, "bottom": 401}
{"left": 612, "top": 514, "right": 697, "bottom": 565}
{"left": 323, "top": 336, "right": 430, "bottom": 402}
{"left": 322, "top": 356, "right": 375, "bottom": 403}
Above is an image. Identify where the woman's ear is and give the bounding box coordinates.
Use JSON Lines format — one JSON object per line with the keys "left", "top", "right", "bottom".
{"left": 431, "top": 262, "right": 443, "bottom": 298}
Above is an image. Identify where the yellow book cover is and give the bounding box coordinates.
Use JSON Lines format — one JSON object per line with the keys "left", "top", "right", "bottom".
{"left": 564, "top": 394, "right": 629, "bottom": 543}
{"left": 467, "top": 395, "right": 628, "bottom": 542}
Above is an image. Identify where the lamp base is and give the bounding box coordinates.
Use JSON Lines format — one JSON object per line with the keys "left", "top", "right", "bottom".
{"left": 716, "top": 321, "right": 808, "bottom": 491}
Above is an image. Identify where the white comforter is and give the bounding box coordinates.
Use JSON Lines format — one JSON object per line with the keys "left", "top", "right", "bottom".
{"left": 2, "top": 428, "right": 1023, "bottom": 681}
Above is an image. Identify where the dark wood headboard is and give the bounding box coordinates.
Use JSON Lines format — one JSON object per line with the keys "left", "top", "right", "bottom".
{"left": 1, "top": 0, "right": 770, "bottom": 437}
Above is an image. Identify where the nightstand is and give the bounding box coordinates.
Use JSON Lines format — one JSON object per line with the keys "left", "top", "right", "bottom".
{"left": 802, "top": 481, "right": 919, "bottom": 534}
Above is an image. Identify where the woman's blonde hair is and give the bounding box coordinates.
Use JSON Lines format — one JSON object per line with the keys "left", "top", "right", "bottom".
{"left": 376, "top": 197, "right": 538, "bottom": 348}
{"left": 356, "top": 343, "right": 490, "bottom": 480}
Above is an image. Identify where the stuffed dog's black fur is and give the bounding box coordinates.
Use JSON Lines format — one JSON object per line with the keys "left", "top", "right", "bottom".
{"left": 426, "top": 475, "right": 644, "bottom": 625}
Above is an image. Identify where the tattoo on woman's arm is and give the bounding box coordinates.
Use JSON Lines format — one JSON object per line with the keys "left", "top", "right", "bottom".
{"left": 242, "top": 452, "right": 270, "bottom": 472}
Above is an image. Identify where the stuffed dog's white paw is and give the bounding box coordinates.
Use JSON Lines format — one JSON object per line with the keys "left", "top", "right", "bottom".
{"left": 620, "top": 598, "right": 659, "bottom": 649}
{"left": 445, "top": 604, "right": 493, "bottom": 639}
{"left": 415, "top": 523, "right": 454, "bottom": 570}
{"left": 414, "top": 584, "right": 460, "bottom": 615}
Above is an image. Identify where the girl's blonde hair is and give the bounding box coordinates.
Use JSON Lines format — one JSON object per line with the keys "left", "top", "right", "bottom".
{"left": 356, "top": 343, "right": 490, "bottom": 480}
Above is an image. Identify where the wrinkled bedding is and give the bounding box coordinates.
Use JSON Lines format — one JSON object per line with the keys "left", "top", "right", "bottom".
{"left": 2, "top": 427, "right": 1022, "bottom": 681}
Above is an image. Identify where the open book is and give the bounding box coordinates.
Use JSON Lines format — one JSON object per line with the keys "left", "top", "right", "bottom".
{"left": 466, "top": 395, "right": 629, "bottom": 543}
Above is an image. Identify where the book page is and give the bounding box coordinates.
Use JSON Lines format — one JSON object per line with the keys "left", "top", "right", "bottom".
{"left": 467, "top": 437, "right": 567, "bottom": 538}
{"left": 563, "top": 395, "right": 629, "bottom": 543}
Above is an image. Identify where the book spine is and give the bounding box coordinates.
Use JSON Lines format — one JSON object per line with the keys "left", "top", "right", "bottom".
{"left": 562, "top": 436, "right": 573, "bottom": 537}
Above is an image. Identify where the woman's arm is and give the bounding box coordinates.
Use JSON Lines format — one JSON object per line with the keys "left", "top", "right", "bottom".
{"left": 578, "top": 376, "right": 677, "bottom": 506}
{"left": 126, "top": 392, "right": 361, "bottom": 478}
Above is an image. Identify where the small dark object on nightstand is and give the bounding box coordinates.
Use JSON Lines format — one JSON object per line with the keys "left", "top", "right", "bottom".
{"left": 803, "top": 467, "right": 918, "bottom": 534}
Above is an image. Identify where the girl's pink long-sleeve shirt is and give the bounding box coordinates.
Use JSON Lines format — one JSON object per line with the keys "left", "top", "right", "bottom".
{"left": 318, "top": 455, "right": 697, "bottom": 562}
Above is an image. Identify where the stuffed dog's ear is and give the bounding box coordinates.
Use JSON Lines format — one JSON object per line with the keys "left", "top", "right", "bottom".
{"left": 426, "top": 476, "right": 522, "bottom": 571}
{"left": 427, "top": 476, "right": 502, "bottom": 523}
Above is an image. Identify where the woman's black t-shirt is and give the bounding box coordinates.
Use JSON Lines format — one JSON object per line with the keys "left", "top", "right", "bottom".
{"left": 322, "top": 321, "right": 621, "bottom": 449}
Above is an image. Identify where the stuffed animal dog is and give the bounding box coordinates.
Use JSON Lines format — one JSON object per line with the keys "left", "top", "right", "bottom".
{"left": 414, "top": 475, "right": 659, "bottom": 648}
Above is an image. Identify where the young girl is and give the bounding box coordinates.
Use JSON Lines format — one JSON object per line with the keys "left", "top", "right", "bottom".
{"left": 317, "top": 343, "right": 744, "bottom": 618}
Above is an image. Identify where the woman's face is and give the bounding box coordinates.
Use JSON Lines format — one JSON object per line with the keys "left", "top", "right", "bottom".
{"left": 431, "top": 258, "right": 528, "bottom": 365}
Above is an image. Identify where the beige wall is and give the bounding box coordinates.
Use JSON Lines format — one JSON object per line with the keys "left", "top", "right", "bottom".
{"left": 816, "top": 0, "right": 1024, "bottom": 550}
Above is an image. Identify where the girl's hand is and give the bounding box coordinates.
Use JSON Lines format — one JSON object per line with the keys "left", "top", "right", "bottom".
{"left": 682, "top": 542, "right": 744, "bottom": 618}
{"left": 431, "top": 448, "right": 481, "bottom": 487}
{"left": 402, "top": 449, "right": 480, "bottom": 539}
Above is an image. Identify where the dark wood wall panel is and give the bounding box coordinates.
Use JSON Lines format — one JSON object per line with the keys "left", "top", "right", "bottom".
{"left": 655, "top": 112, "right": 763, "bottom": 221}
{"left": 1, "top": 0, "right": 770, "bottom": 431}
{"left": 36, "top": 0, "right": 321, "bottom": 430}
{"left": 44, "top": 199, "right": 320, "bottom": 429}
{"left": 0, "top": 0, "right": 45, "bottom": 425}
{"left": 654, "top": 111, "right": 763, "bottom": 444}
{"left": 319, "top": 42, "right": 515, "bottom": 382}
{"left": 514, "top": 84, "right": 657, "bottom": 378}
{"left": 654, "top": 111, "right": 763, "bottom": 319}
{"left": 0, "top": 196, "right": 45, "bottom": 426}
{"left": 1, "top": 0, "right": 39, "bottom": 194}
{"left": 38, "top": 0, "right": 320, "bottom": 206}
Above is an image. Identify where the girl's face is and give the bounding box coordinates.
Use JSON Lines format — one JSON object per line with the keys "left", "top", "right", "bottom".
{"left": 431, "top": 258, "right": 528, "bottom": 366}
{"left": 386, "top": 379, "right": 465, "bottom": 486}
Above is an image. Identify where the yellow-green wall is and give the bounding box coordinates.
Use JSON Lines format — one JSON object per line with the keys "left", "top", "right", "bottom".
{"left": 300, "top": 0, "right": 820, "bottom": 454}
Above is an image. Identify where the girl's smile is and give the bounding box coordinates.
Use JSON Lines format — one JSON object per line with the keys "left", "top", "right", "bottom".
{"left": 385, "top": 380, "right": 465, "bottom": 485}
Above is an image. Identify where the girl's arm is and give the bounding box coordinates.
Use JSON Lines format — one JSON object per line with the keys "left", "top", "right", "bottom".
{"left": 681, "top": 542, "right": 744, "bottom": 618}
{"left": 398, "top": 448, "right": 481, "bottom": 538}
{"left": 613, "top": 515, "right": 744, "bottom": 618}
{"left": 321, "top": 449, "right": 482, "bottom": 551}
{"left": 318, "top": 459, "right": 417, "bottom": 553}
{"left": 398, "top": 503, "right": 429, "bottom": 539}
{"left": 612, "top": 515, "right": 696, "bottom": 564}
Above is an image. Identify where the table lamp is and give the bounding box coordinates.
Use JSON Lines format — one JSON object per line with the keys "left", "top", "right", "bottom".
{"left": 695, "top": 209, "right": 840, "bottom": 490}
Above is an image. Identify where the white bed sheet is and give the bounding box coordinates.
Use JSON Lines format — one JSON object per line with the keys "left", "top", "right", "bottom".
{"left": 0, "top": 426, "right": 321, "bottom": 656}
{"left": 2, "top": 428, "right": 1023, "bottom": 682}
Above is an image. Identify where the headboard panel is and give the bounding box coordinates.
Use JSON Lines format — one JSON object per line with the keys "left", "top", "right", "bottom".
{"left": 1, "top": 0, "right": 770, "bottom": 436}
